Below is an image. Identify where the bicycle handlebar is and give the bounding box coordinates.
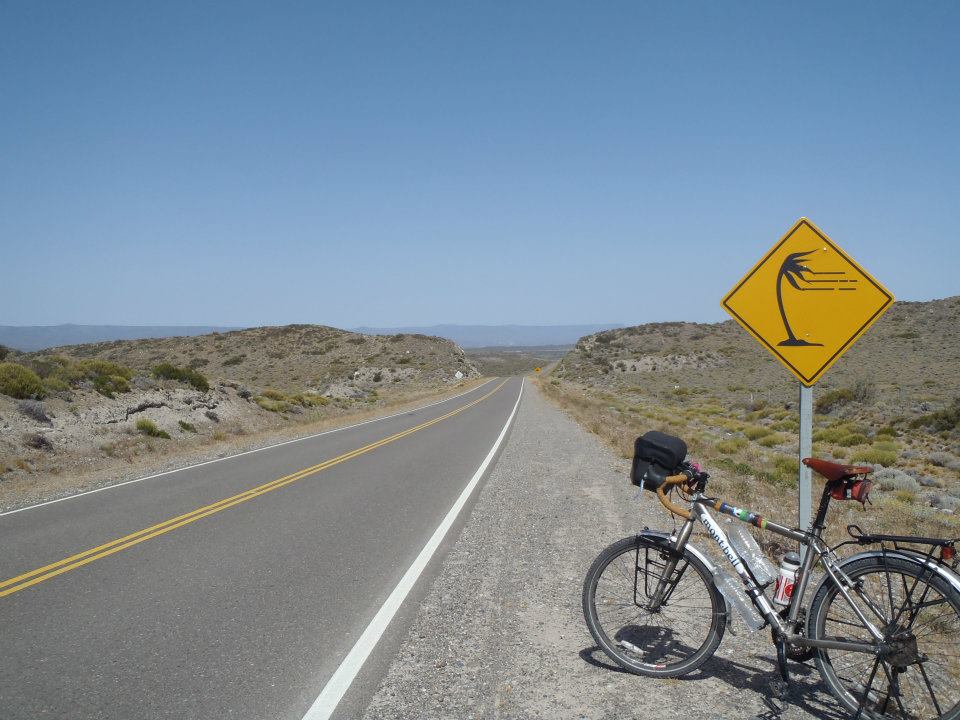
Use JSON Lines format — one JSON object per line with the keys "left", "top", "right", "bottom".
{"left": 656, "top": 474, "right": 693, "bottom": 520}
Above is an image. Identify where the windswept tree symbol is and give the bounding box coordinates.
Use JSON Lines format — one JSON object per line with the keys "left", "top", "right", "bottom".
{"left": 776, "top": 250, "right": 856, "bottom": 346}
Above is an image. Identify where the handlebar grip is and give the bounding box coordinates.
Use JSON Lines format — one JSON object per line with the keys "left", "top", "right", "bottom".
{"left": 656, "top": 474, "right": 692, "bottom": 520}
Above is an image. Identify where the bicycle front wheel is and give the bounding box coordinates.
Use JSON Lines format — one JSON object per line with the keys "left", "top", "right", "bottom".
{"left": 582, "top": 535, "right": 725, "bottom": 678}
{"left": 809, "top": 554, "right": 960, "bottom": 720}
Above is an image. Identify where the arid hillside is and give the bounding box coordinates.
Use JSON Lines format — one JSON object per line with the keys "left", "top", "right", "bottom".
{"left": 0, "top": 326, "right": 479, "bottom": 509}
{"left": 29, "top": 324, "right": 476, "bottom": 395}
{"left": 541, "top": 296, "right": 960, "bottom": 551}
{"left": 553, "top": 296, "right": 960, "bottom": 419}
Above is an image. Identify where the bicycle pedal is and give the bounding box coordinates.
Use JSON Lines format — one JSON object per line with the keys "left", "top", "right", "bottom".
{"left": 769, "top": 678, "right": 789, "bottom": 701}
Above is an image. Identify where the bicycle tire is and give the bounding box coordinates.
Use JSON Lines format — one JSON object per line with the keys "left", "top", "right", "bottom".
{"left": 582, "top": 534, "right": 725, "bottom": 678}
{"left": 808, "top": 554, "right": 960, "bottom": 720}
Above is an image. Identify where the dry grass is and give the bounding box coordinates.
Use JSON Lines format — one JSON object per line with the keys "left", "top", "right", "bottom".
{"left": 538, "top": 376, "right": 960, "bottom": 559}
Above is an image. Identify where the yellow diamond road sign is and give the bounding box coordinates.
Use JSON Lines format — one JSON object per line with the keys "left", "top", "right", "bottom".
{"left": 721, "top": 218, "right": 893, "bottom": 386}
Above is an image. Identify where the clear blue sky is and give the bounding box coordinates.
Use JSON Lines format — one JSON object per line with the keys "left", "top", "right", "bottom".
{"left": 2, "top": 1, "right": 957, "bottom": 328}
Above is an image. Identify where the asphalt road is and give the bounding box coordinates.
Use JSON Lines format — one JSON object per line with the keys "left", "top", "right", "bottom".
{"left": 0, "top": 377, "right": 523, "bottom": 720}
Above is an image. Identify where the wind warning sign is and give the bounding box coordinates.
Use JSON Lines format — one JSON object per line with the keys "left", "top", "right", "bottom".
{"left": 721, "top": 218, "right": 893, "bottom": 386}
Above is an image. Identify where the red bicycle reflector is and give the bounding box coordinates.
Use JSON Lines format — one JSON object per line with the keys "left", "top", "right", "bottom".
{"left": 942, "top": 545, "right": 956, "bottom": 563}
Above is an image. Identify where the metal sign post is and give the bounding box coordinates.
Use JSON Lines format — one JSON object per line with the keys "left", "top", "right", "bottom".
{"left": 798, "top": 384, "right": 813, "bottom": 553}
{"left": 721, "top": 218, "right": 893, "bottom": 549}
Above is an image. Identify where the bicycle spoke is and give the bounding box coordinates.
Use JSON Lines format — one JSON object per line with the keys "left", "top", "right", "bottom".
{"left": 917, "top": 661, "right": 944, "bottom": 717}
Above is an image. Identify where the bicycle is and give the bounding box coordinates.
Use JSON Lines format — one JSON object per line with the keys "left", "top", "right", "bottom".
{"left": 582, "top": 431, "right": 960, "bottom": 719}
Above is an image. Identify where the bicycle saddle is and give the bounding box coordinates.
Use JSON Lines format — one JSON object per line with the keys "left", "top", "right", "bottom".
{"left": 802, "top": 457, "right": 873, "bottom": 482}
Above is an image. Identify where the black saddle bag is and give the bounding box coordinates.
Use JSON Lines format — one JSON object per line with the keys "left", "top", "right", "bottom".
{"left": 631, "top": 431, "right": 687, "bottom": 491}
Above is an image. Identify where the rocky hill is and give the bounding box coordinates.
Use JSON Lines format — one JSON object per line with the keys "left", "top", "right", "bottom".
{"left": 553, "top": 296, "right": 960, "bottom": 420}
{"left": 0, "top": 326, "right": 479, "bottom": 509}
{"left": 24, "top": 324, "right": 476, "bottom": 397}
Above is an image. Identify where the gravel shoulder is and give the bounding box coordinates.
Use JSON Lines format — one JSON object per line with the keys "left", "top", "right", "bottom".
{"left": 361, "top": 380, "right": 839, "bottom": 719}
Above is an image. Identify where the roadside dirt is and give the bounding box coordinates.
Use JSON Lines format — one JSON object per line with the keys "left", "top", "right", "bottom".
{"left": 361, "top": 380, "right": 838, "bottom": 719}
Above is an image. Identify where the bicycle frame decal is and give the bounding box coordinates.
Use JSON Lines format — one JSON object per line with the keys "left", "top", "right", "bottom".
{"left": 711, "top": 500, "right": 768, "bottom": 530}
{"left": 697, "top": 508, "right": 742, "bottom": 570}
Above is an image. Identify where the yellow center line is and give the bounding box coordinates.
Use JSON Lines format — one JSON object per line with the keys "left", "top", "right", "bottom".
{"left": 0, "top": 379, "right": 509, "bottom": 599}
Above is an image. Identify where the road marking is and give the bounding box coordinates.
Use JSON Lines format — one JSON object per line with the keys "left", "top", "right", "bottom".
{"left": 301, "top": 379, "right": 524, "bottom": 720}
{"left": 0, "top": 379, "right": 497, "bottom": 518}
{"left": 0, "top": 380, "right": 508, "bottom": 599}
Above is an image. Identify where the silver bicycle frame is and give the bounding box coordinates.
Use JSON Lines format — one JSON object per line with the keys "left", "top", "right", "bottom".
{"left": 664, "top": 496, "right": 887, "bottom": 655}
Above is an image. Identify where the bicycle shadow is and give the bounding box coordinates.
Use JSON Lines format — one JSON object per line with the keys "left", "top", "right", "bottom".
{"left": 579, "top": 645, "right": 845, "bottom": 720}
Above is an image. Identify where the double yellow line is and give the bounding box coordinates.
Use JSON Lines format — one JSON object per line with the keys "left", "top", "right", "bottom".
{"left": 0, "top": 379, "right": 508, "bottom": 599}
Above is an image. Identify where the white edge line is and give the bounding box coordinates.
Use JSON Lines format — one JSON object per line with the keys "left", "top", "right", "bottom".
{"left": 0, "top": 379, "right": 499, "bottom": 518}
{"left": 301, "top": 378, "right": 524, "bottom": 720}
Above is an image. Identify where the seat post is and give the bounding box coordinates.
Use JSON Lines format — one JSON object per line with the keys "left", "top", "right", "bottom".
{"left": 810, "top": 481, "right": 833, "bottom": 533}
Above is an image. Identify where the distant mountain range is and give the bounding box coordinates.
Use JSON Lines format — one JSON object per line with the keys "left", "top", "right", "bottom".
{"left": 353, "top": 324, "right": 624, "bottom": 348}
{"left": 0, "top": 324, "right": 240, "bottom": 352}
{"left": 0, "top": 323, "right": 625, "bottom": 352}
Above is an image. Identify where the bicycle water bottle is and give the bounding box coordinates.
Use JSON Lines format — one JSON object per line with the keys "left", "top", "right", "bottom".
{"left": 712, "top": 569, "right": 765, "bottom": 632}
{"left": 724, "top": 519, "right": 777, "bottom": 587}
{"left": 773, "top": 552, "right": 801, "bottom": 606}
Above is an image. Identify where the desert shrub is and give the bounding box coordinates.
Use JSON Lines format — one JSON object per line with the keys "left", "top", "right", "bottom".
{"left": 892, "top": 489, "right": 916, "bottom": 504}
{"left": 876, "top": 426, "right": 898, "bottom": 438}
{"left": 910, "top": 398, "right": 960, "bottom": 433}
{"left": 136, "top": 418, "right": 170, "bottom": 439}
{"left": 43, "top": 377, "right": 71, "bottom": 394}
{"left": 223, "top": 355, "right": 245, "bottom": 366}
{"left": 716, "top": 438, "right": 747, "bottom": 454}
{"left": 758, "top": 433, "right": 784, "bottom": 447}
{"left": 929, "top": 493, "right": 960, "bottom": 511}
{"left": 178, "top": 420, "right": 197, "bottom": 433}
{"left": 296, "top": 393, "right": 329, "bottom": 407}
{"left": 346, "top": 337, "right": 366, "bottom": 345}
{"left": 188, "top": 357, "right": 209, "bottom": 369}
{"left": 237, "top": 386, "right": 252, "bottom": 399}
{"left": 93, "top": 374, "right": 131, "bottom": 398}
{"left": 872, "top": 440, "right": 899, "bottom": 453}
{"left": 370, "top": 372, "right": 382, "bottom": 383}
{"left": 739, "top": 397, "right": 765, "bottom": 413}
{"left": 927, "top": 451, "right": 960, "bottom": 471}
{"left": 0, "top": 344, "right": 9, "bottom": 361}
{"left": 744, "top": 426, "right": 774, "bottom": 440}
{"left": 78, "top": 359, "right": 133, "bottom": 381}
{"left": 815, "top": 388, "right": 854, "bottom": 414}
{"left": 836, "top": 433, "right": 869, "bottom": 447}
{"left": 255, "top": 397, "right": 289, "bottom": 413}
{"left": 852, "top": 448, "right": 898, "bottom": 466}
{"left": 830, "top": 447, "right": 848, "bottom": 459}
{"left": 0, "top": 363, "right": 45, "bottom": 399}
{"left": 205, "top": 410, "right": 219, "bottom": 423}
{"left": 772, "top": 419, "right": 799, "bottom": 432}
{"left": 851, "top": 380, "right": 877, "bottom": 405}
{"left": 767, "top": 456, "right": 799, "bottom": 487}
{"left": 874, "top": 467, "right": 920, "bottom": 493}
{"left": 152, "top": 363, "right": 210, "bottom": 392}
{"left": 18, "top": 399, "right": 50, "bottom": 423}
{"left": 28, "top": 355, "right": 73, "bottom": 379}
{"left": 23, "top": 432, "right": 53, "bottom": 451}
{"left": 261, "top": 388, "right": 287, "bottom": 401}
{"left": 813, "top": 425, "right": 850, "bottom": 443}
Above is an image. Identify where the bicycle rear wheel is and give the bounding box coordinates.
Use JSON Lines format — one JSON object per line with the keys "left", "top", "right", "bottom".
{"left": 582, "top": 535, "right": 725, "bottom": 678}
{"left": 808, "top": 554, "right": 960, "bottom": 720}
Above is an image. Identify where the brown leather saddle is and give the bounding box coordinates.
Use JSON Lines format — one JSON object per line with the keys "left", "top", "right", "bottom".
{"left": 803, "top": 457, "right": 873, "bottom": 482}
